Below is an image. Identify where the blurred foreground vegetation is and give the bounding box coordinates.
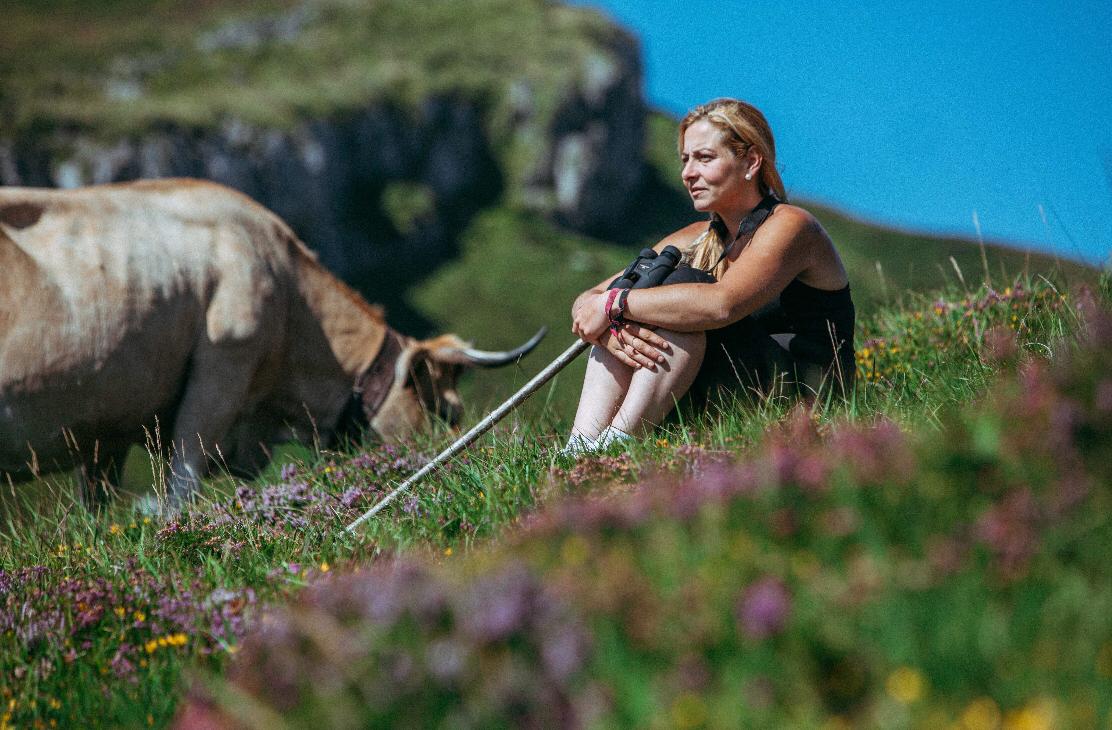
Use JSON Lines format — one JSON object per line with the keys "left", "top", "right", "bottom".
{"left": 2, "top": 274, "right": 1110, "bottom": 727}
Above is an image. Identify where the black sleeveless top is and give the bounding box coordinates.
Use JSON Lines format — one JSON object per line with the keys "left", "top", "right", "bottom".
{"left": 758, "top": 279, "right": 856, "bottom": 365}
{"left": 709, "top": 196, "right": 856, "bottom": 367}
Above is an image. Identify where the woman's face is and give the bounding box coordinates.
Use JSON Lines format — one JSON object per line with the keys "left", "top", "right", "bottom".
{"left": 680, "top": 119, "right": 752, "bottom": 216}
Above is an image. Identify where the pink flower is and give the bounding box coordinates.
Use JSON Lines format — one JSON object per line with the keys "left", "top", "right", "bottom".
{"left": 736, "top": 577, "right": 791, "bottom": 640}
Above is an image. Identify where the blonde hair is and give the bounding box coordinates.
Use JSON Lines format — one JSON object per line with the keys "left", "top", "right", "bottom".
{"left": 677, "top": 98, "right": 787, "bottom": 278}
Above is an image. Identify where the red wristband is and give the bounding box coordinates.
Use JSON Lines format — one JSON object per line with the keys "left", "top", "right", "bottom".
{"left": 605, "top": 288, "right": 621, "bottom": 322}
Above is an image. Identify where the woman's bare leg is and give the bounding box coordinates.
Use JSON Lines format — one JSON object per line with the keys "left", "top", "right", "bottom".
{"left": 611, "top": 329, "right": 705, "bottom": 436}
{"left": 570, "top": 345, "right": 635, "bottom": 440}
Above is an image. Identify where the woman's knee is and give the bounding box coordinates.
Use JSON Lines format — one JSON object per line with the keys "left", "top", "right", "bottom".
{"left": 657, "top": 328, "right": 706, "bottom": 370}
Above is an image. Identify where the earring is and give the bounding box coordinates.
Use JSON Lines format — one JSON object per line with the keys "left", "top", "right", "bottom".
{"left": 745, "top": 173, "right": 752, "bottom": 180}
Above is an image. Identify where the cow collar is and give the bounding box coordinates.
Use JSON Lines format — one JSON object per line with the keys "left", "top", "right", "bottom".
{"left": 347, "top": 329, "right": 406, "bottom": 429}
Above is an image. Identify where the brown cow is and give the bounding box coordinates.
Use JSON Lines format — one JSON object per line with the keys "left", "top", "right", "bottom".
{"left": 0, "top": 179, "right": 542, "bottom": 507}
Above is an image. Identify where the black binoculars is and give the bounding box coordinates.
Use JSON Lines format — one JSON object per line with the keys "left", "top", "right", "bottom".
{"left": 610, "top": 245, "right": 683, "bottom": 291}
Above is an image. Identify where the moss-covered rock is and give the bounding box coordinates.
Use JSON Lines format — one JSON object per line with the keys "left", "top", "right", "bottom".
{"left": 1, "top": 0, "right": 646, "bottom": 291}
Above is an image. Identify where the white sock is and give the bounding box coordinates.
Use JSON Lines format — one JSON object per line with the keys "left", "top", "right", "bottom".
{"left": 596, "top": 425, "right": 633, "bottom": 450}
{"left": 560, "top": 432, "right": 598, "bottom": 456}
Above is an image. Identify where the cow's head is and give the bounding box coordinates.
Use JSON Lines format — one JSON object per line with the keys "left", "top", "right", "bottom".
{"left": 357, "top": 327, "right": 546, "bottom": 441}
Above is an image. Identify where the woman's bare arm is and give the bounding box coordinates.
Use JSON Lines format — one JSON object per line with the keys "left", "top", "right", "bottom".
{"left": 570, "top": 221, "right": 707, "bottom": 367}
{"left": 570, "top": 221, "right": 707, "bottom": 315}
{"left": 572, "top": 208, "right": 821, "bottom": 339}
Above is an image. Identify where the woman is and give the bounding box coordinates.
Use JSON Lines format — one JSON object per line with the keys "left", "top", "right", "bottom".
{"left": 566, "top": 98, "right": 855, "bottom": 452}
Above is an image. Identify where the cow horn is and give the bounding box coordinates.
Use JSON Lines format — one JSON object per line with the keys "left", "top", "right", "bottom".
{"left": 435, "top": 326, "right": 547, "bottom": 367}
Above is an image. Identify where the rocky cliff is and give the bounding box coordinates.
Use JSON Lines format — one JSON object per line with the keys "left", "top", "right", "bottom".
{"left": 0, "top": 0, "right": 646, "bottom": 304}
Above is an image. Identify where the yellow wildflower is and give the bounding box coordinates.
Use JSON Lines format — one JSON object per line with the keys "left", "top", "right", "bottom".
{"left": 145, "top": 640, "right": 159, "bottom": 654}
{"left": 885, "top": 666, "right": 925, "bottom": 704}
{"left": 961, "top": 697, "right": 1001, "bottom": 730}
{"left": 108, "top": 524, "right": 121, "bottom": 536}
{"left": 133, "top": 610, "right": 145, "bottom": 623}
{"left": 671, "top": 693, "right": 706, "bottom": 729}
{"left": 560, "top": 535, "right": 590, "bottom": 567}
{"left": 1003, "top": 698, "right": 1056, "bottom": 730}
{"left": 1096, "top": 641, "right": 1112, "bottom": 676}
{"left": 320, "top": 562, "right": 330, "bottom": 572}
{"left": 443, "top": 547, "right": 453, "bottom": 557}
{"left": 114, "top": 606, "right": 126, "bottom": 619}
{"left": 655, "top": 437, "right": 669, "bottom": 447}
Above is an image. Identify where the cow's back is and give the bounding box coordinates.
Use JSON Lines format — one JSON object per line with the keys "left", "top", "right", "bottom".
{"left": 0, "top": 180, "right": 295, "bottom": 470}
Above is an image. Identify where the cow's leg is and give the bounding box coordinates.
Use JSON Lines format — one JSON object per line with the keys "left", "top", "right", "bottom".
{"left": 160, "top": 247, "right": 279, "bottom": 511}
{"left": 164, "top": 340, "right": 264, "bottom": 508}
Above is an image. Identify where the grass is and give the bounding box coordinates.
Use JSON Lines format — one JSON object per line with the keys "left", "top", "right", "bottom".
{"left": 0, "top": 271, "right": 1104, "bottom": 726}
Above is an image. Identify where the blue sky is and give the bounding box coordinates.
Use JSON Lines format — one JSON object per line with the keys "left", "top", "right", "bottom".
{"left": 571, "top": 0, "right": 1112, "bottom": 265}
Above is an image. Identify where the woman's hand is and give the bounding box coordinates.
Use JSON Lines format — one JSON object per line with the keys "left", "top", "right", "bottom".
{"left": 571, "top": 290, "right": 671, "bottom": 367}
{"left": 603, "top": 323, "right": 671, "bottom": 369}
{"left": 570, "top": 290, "right": 612, "bottom": 343}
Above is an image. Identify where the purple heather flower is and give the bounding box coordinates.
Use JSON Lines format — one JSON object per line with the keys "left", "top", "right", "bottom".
{"left": 425, "top": 638, "right": 468, "bottom": 682}
{"left": 974, "top": 489, "right": 1041, "bottom": 577}
{"left": 1096, "top": 379, "right": 1112, "bottom": 413}
{"left": 340, "top": 487, "right": 364, "bottom": 509}
{"left": 279, "top": 463, "right": 298, "bottom": 481}
{"left": 461, "top": 565, "right": 534, "bottom": 642}
{"left": 539, "top": 623, "right": 588, "bottom": 681}
{"left": 111, "top": 645, "right": 137, "bottom": 679}
{"left": 737, "top": 577, "right": 791, "bottom": 640}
